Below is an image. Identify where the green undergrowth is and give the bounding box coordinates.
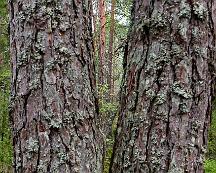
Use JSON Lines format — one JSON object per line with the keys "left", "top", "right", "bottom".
{"left": 205, "top": 102, "right": 216, "bottom": 173}
{"left": 0, "top": 68, "right": 12, "bottom": 172}
{"left": 205, "top": 159, "right": 216, "bottom": 173}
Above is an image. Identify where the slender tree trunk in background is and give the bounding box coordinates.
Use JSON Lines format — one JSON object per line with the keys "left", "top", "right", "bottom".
{"left": 9, "top": 0, "right": 103, "bottom": 172}
{"left": 108, "top": 0, "right": 116, "bottom": 100}
{"left": 98, "top": 0, "right": 106, "bottom": 85}
{"left": 110, "top": 0, "right": 216, "bottom": 172}
{"left": 92, "top": 0, "right": 98, "bottom": 58}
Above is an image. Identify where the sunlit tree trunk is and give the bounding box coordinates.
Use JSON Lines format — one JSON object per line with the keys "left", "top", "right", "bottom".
{"left": 98, "top": 0, "right": 106, "bottom": 85}
{"left": 92, "top": 0, "right": 98, "bottom": 58}
{"left": 110, "top": 0, "right": 216, "bottom": 172}
{"left": 108, "top": 0, "right": 116, "bottom": 100}
{"left": 9, "top": 0, "right": 103, "bottom": 172}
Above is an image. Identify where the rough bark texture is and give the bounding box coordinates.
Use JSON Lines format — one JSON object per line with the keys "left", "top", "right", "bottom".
{"left": 98, "top": 0, "right": 106, "bottom": 85}
{"left": 108, "top": 0, "right": 116, "bottom": 100}
{"left": 9, "top": 0, "right": 103, "bottom": 172}
{"left": 110, "top": 0, "right": 216, "bottom": 172}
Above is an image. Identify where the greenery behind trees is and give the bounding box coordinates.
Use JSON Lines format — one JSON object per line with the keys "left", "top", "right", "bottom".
{"left": 0, "top": 0, "right": 216, "bottom": 172}
{"left": 205, "top": 103, "right": 216, "bottom": 172}
{"left": 0, "top": 0, "right": 12, "bottom": 171}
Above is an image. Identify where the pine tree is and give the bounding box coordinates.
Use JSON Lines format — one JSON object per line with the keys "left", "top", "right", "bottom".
{"left": 9, "top": 0, "right": 103, "bottom": 172}
{"left": 110, "top": 0, "right": 216, "bottom": 172}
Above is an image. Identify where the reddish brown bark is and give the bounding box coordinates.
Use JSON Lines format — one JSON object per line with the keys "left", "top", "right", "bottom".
{"left": 108, "top": 0, "right": 116, "bottom": 99}
{"left": 92, "top": 0, "right": 98, "bottom": 58}
{"left": 9, "top": 0, "right": 104, "bottom": 172}
{"left": 98, "top": 0, "right": 106, "bottom": 85}
{"left": 110, "top": 0, "right": 216, "bottom": 172}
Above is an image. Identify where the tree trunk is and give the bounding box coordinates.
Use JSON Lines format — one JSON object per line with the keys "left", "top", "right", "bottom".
{"left": 110, "top": 0, "right": 216, "bottom": 172}
{"left": 9, "top": 0, "right": 104, "bottom": 172}
{"left": 92, "top": 0, "right": 98, "bottom": 59}
{"left": 98, "top": 0, "right": 106, "bottom": 85}
{"left": 108, "top": 0, "right": 116, "bottom": 100}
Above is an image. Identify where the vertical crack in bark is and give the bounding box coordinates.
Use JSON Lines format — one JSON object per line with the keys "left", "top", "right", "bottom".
{"left": 59, "top": 133, "right": 73, "bottom": 169}
{"left": 35, "top": 118, "right": 40, "bottom": 173}
{"left": 47, "top": 130, "right": 53, "bottom": 172}
{"left": 145, "top": 121, "right": 153, "bottom": 173}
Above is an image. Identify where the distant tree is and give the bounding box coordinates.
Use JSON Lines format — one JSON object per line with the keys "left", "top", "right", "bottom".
{"left": 9, "top": 0, "right": 103, "bottom": 172}
{"left": 99, "top": 0, "right": 106, "bottom": 85}
{"left": 108, "top": 0, "right": 116, "bottom": 100}
{"left": 110, "top": 0, "right": 216, "bottom": 172}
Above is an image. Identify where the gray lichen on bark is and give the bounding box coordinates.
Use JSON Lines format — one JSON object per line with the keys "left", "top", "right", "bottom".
{"left": 9, "top": 0, "right": 104, "bottom": 172}
{"left": 110, "top": 0, "right": 216, "bottom": 172}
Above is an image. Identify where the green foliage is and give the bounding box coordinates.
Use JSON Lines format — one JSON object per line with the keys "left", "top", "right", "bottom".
{"left": 0, "top": 52, "right": 12, "bottom": 171}
{"left": 207, "top": 104, "right": 216, "bottom": 159}
{"left": 103, "top": 139, "right": 114, "bottom": 173}
{"left": 0, "top": 0, "right": 12, "bottom": 170}
{"left": 205, "top": 159, "right": 216, "bottom": 173}
{"left": 0, "top": 0, "right": 9, "bottom": 63}
{"left": 98, "top": 84, "right": 117, "bottom": 173}
{"left": 205, "top": 102, "right": 216, "bottom": 172}
{"left": 98, "top": 84, "right": 118, "bottom": 114}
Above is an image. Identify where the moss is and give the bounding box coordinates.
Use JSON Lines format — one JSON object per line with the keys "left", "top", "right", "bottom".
{"left": 178, "top": 0, "right": 191, "bottom": 18}
{"left": 146, "top": 89, "right": 156, "bottom": 99}
{"left": 191, "top": 120, "right": 202, "bottom": 131}
{"left": 193, "top": 2, "right": 207, "bottom": 20}
{"left": 35, "top": 32, "right": 46, "bottom": 53}
{"left": 46, "top": 7, "right": 54, "bottom": 16}
{"left": 16, "top": 156, "right": 22, "bottom": 170}
{"left": 171, "top": 43, "right": 183, "bottom": 58}
{"left": 29, "top": 77, "right": 40, "bottom": 90}
{"left": 151, "top": 12, "right": 168, "bottom": 29}
{"left": 33, "top": 52, "right": 42, "bottom": 60}
{"left": 63, "top": 112, "right": 74, "bottom": 124}
{"left": 52, "top": 20, "right": 59, "bottom": 29}
{"left": 57, "top": 152, "right": 69, "bottom": 164}
{"left": 59, "top": 47, "right": 70, "bottom": 55}
{"left": 37, "top": 164, "right": 47, "bottom": 173}
{"left": 26, "top": 137, "right": 39, "bottom": 159}
{"left": 17, "top": 50, "right": 29, "bottom": 67}
{"left": 172, "top": 82, "right": 192, "bottom": 99}
{"left": 155, "top": 93, "right": 166, "bottom": 105}
{"left": 59, "top": 21, "right": 70, "bottom": 32}
{"left": 179, "top": 102, "right": 190, "bottom": 113}
{"left": 192, "top": 27, "right": 203, "bottom": 40}
{"left": 193, "top": 46, "right": 207, "bottom": 58}
{"left": 45, "top": 60, "right": 57, "bottom": 71}
{"left": 177, "top": 23, "right": 188, "bottom": 40}
{"left": 168, "top": 167, "right": 184, "bottom": 173}
{"left": 26, "top": 137, "right": 39, "bottom": 153}
{"left": 50, "top": 118, "right": 63, "bottom": 129}
{"left": 135, "top": 18, "right": 150, "bottom": 33}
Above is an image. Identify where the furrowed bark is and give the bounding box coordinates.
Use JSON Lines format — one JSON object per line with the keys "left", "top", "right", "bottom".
{"left": 110, "top": 0, "right": 216, "bottom": 172}
{"left": 9, "top": 0, "right": 103, "bottom": 172}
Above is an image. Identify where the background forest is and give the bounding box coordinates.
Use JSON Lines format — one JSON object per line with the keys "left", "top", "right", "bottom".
{"left": 0, "top": 0, "right": 216, "bottom": 172}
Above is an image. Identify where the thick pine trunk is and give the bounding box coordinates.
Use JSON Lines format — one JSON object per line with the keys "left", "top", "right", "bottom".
{"left": 98, "top": 0, "right": 106, "bottom": 85}
{"left": 9, "top": 0, "right": 103, "bottom": 172}
{"left": 110, "top": 0, "right": 216, "bottom": 172}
